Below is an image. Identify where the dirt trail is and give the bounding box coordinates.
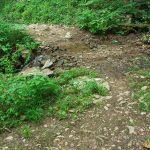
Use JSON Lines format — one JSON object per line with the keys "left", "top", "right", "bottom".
{"left": 0, "top": 24, "right": 150, "bottom": 150}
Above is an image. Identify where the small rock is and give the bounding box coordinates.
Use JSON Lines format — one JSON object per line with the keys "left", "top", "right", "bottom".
{"left": 127, "top": 126, "right": 136, "bottom": 134}
{"left": 106, "top": 104, "right": 111, "bottom": 107}
{"left": 141, "top": 112, "right": 146, "bottom": 115}
{"left": 44, "top": 124, "right": 48, "bottom": 128}
{"left": 19, "top": 67, "right": 53, "bottom": 77}
{"left": 36, "top": 144, "right": 41, "bottom": 147}
{"left": 140, "top": 76, "right": 145, "bottom": 79}
{"left": 70, "top": 143, "right": 74, "bottom": 147}
{"left": 129, "top": 118, "right": 134, "bottom": 124}
{"left": 65, "top": 142, "right": 68, "bottom": 146}
{"left": 56, "top": 132, "right": 61, "bottom": 136}
{"left": 33, "top": 55, "right": 44, "bottom": 65}
{"left": 25, "top": 144, "right": 29, "bottom": 147}
{"left": 69, "top": 135, "right": 73, "bottom": 138}
{"left": 2, "top": 147, "right": 9, "bottom": 150}
{"left": 42, "top": 69, "right": 54, "bottom": 76}
{"left": 105, "top": 96, "right": 112, "bottom": 100}
{"left": 5, "top": 136, "right": 13, "bottom": 141}
{"left": 128, "top": 141, "right": 132, "bottom": 147}
{"left": 115, "top": 127, "right": 119, "bottom": 131}
{"left": 94, "top": 94, "right": 100, "bottom": 99}
{"left": 69, "top": 109, "right": 75, "bottom": 113}
{"left": 93, "top": 99, "right": 102, "bottom": 104}
{"left": 112, "top": 145, "right": 116, "bottom": 147}
{"left": 102, "top": 81, "right": 110, "bottom": 91}
{"left": 104, "top": 106, "right": 109, "bottom": 110}
{"left": 53, "top": 138, "right": 60, "bottom": 143}
{"left": 19, "top": 67, "right": 41, "bottom": 76}
{"left": 65, "top": 32, "right": 72, "bottom": 39}
{"left": 124, "top": 91, "right": 130, "bottom": 95}
{"left": 70, "top": 121, "right": 75, "bottom": 125}
{"left": 65, "top": 128, "right": 69, "bottom": 132}
{"left": 57, "top": 135, "right": 64, "bottom": 139}
{"left": 42, "top": 59, "right": 53, "bottom": 69}
{"left": 141, "top": 86, "right": 148, "bottom": 91}
{"left": 56, "top": 59, "right": 64, "bottom": 67}
{"left": 93, "top": 95, "right": 112, "bottom": 104}
{"left": 94, "top": 78, "right": 104, "bottom": 82}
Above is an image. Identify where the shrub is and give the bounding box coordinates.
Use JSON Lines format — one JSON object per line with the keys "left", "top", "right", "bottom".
{"left": 0, "top": 22, "right": 39, "bottom": 73}
{"left": 0, "top": 0, "right": 149, "bottom": 33}
{"left": 0, "top": 67, "right": 108, "bottom": 131}
{"left": 0, "top": 75, "right": 60, "bottom": 129}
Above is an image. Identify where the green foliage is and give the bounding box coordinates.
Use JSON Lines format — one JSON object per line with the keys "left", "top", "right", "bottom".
{"left": 0, "top": 75, "right": 60, "bottom": 130}
{"left": 0, "top": 22, "right": 39, "bottom": 73}
{"left": 19, "top": 126, "right": 32, "bottom": 139}
{"left": 129, "top": 69, "right": 150, "bottom": 112}
{"left": 52, "top": 68, "right": 108, "bottom": 119}
{"left": 0, "top": 68, "right": 108, "bottom": 131}
{"left": 0, "top": 0, "right": 150, "bottom": 33}
{"left": 141, "top": 33, "right": 150, "bottom": 44}
{"left": 82, "top": 80, "right": 108, "bottom": 96}
{"left": 58, "top": 67, "right": 97, "bottom": 84}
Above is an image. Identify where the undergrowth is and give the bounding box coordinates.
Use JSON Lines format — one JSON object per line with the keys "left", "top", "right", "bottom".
{"left": 0, "top": 68, "right": 108, "bottom": 133}
{"left": 0, "top": 0, "right": 150, "bottom": 33}
{"left": 141, "top": 33, "right": 150, "bottom": 44}
{"left": 128, "top": 66, "right": 150, "bottom": 112}
{"left": 0, "top": 22, "right": 39, "bottom": 73}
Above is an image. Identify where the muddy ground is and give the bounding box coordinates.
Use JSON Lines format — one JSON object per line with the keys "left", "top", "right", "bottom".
{"left": 0, "top": 24, "right": 150, "bottom": 150}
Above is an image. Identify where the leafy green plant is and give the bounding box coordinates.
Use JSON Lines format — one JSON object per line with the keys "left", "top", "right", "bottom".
{"left": 0, "top": 67, "right": 108, "bottom": 132}
{"left": 0, "top": 0, "right": 149, "bottom": 33}
{"left": 82, "top": 80, "right": 108, "bottom": 96}
{"left": 129, "top": 69, "right": 150, "bottom": 112}
{"left": 58, "top": 67, "right": 97, "bottom": 85}
{"left": 19, "top": 126, "right": 32, "bottom": 139}
{"left": 141, "top": 33, "right": 150, "bottom": 44}
{"left": 0, "top": 75, "right": 60, "bottom": 130}
{"left": 0, "top": 22, "right": 39, "bottom": 73}
{"left": 53, "top": 68, "right": 108, "bottom": 119}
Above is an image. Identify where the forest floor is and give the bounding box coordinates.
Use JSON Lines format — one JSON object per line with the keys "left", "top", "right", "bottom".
{"left": 0, "top": 24, "right": 150, "bottom": 150}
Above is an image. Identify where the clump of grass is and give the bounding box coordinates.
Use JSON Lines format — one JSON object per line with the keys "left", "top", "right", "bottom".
{"left": 141, "top": 33, "right": 150, "bottom": 44}
{"left": 129, "top": 68, "right": 150, "bottom": 112}
{"left": 52, "top": 69, "right": 108, "bottom": 119}
{"left": 82, "top": 80, "right": 108, "bottom": 96}
{"left": 58, "top": 67, "right": 98, "bottom": 85}
{"left": 0, "top": 75, "right": 60, "bottom": 131}
{"left": 0, "top": 67, "right": 108, "bottom": 131}
{"left": 19, "top": 126, "right": 32, "bottom": 139}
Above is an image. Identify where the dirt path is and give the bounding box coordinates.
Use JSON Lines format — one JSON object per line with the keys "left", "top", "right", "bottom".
{"left": 0, "top": 24, "right": 150, "bottom": 150}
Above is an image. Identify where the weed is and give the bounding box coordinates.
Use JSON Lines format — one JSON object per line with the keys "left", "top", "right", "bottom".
{"left": 129, "top": 68, "right": 150, "bottom": 112}
{"left": 0, "top": 67, "right": 108, "bottom": 132}
{"left": 58, "top": 67, "right": 97, "bottom": 85}
{"left": 0, "top": 75, "right": 60, "bottom": 130}
{"left": 19, "top": 126, "right": 32, "bottom": 139}
{"left": 82, "top": 80, "right": 108, "bottom": 96}
{"left": 141, "top": 33, "right": 150, "bottom": 44}
{"left": 0, "top": 22, "right": 39, "bottom": 73}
